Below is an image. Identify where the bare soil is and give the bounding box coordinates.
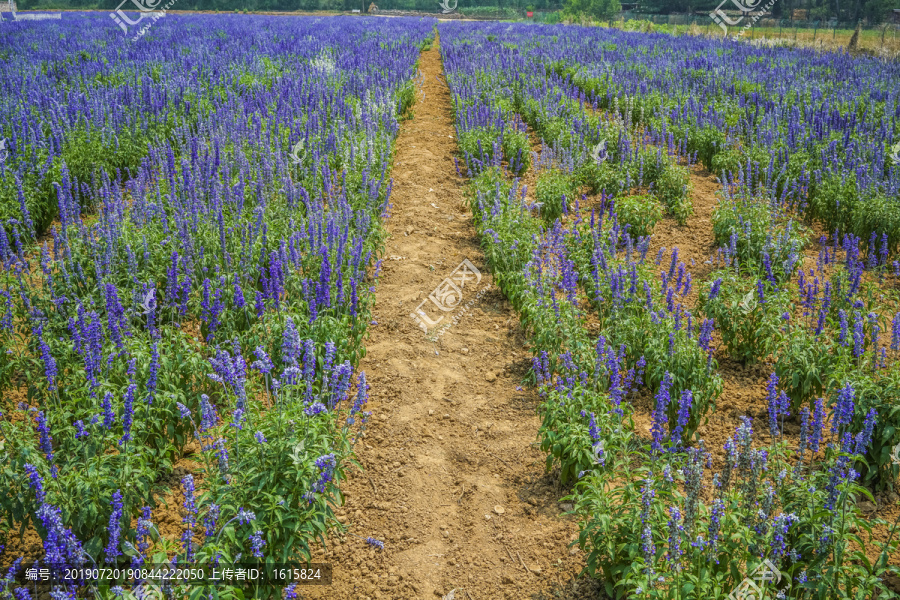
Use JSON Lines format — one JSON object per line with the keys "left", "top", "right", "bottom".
{"left": 303, "top": 38, "right": 599, "bottom": 600}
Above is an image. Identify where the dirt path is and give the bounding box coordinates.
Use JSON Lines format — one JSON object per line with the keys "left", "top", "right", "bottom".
{"left": 305, "top": 38, "right": 595, "bottom": 600}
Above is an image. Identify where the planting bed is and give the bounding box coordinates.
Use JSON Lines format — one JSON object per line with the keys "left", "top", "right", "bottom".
{"left": 1, "top": 13, "right": 900, "bottom": 600}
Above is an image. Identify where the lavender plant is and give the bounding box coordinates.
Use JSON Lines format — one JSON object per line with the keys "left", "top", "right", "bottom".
{"left": 0, "top": 14, "right": 434, "bottom": 598}
{"left": 571, "top": 414, "right": 897, "bottom": 600}
{"left": 440, "top": 20, "right": 900, "bottom": 600}
{"left": 700, "top": 272, "right": 790, "bottom": 364}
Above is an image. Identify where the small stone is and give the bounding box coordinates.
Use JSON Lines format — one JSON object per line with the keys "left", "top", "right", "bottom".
{"left": 428, "top": 409, "right": 434, "bottom": 415}
{"left": 392, "top": 462, "right": 401, "bottom": 468}
{"left": 501, "top": 575, "right": 514, "bottom": 585}
{"left": 559, "top": 502, "right": 574, "bottom": 512}
{"left": 493, "top": 505, "right": 505, "bottom": 515}
{"left": 858, "top": 500, "right": 876, "bottom": 514}
{"left": 485, "top": 372, "right": 496, "bottom": 383}
{"left": 460, "top": 347, "right": 469, "bottom": 355}
{"left": 484, "top": 514, "right": 492, "bottom": 520}
{"left": 889, "top": 492, "right": 899, "bottom": 503}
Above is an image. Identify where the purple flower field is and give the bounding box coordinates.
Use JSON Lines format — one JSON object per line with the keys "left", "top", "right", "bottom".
{"left": 1, "top": 11, "right": 900, "bottom": 600}
{"left": 0, "top": 12, "right": 433, "bottom": 599}
{"left": 441, "top": 19, "right": 900, "bottom": 600}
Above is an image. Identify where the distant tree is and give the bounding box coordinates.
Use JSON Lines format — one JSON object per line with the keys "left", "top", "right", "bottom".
{"left": 564, "top": 0, "right": 621, "bottom": 19}
{"left": 862, "top": 0, "right": 897, "bottom": 21}
{"left": 639, "top": 0, "right": 686, "bottom": 13}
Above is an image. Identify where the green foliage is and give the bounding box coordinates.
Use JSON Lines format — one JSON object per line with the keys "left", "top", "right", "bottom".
{"left": 709, "top": 145, "right": 744, "bottom": 178}
{"left": 572, "top": 430, "right": 898, "bottom": 600}
{"left": 465, "top": 166, "right": 513, "bottom": 227}
{"left": 538, "top": 385, "right": 623, "bottom": 485}
{"left": 537, "top": 10, "right": 563, "bottom": 24}
{"left": 397, "top": 80, "right": 417, "bottom": 118}
{"left": 642, "top": 323, "right": 722, "bottom": 446}
{"left": 563, "top": 0, "right": 621, "bottom": 21}
{"left": 577, "top": 159, "right": 628, "bottom": 196}
{"left": 0, "top": 123, "right": 161, "bottom": 238}
{"left": 535, "top": 169, "right": 576, "bottom": 224}
{"left": 655, "top": 163, "right": 693, "bottom": 225}
{"left": 612, "top": 194, "right": 663, "bottom": 238}
{"left": 474, "top": 180, "right": 541, "bottom": 308}
{"left": 692, "top": 126, "right": 729, "bottom": 173}
{"left": 774, "top": 326, "right": 842, "bottom": 413}
{"left": 841, "top": 364, "right": 900, "bottom": 491}
{"left": 810, "top": 173, "right": 861, "bottom": 235}
{"left": 851, "top": 194, "right": 900, "bottom": 255}
{"left": 457, "top": 126, "right": 530, "bottom": 176}
{"left": 457, "top": 126, "right": 501, "bottom": 167}
{"left": 700, "top": 273, "right": 790, "bottom": 364}
{"left": 712, "top": 195, "right": 807, "bottom": 282}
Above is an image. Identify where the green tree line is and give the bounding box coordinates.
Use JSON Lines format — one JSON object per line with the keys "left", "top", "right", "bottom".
{"left": 14, "top": 0, "right": 899, "bottom": 26}
{"left": 639, "top": 0, "right": 897, "bottom": 22}
{"left": 20, "top": 0, "right": 565, "bottom": 13}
